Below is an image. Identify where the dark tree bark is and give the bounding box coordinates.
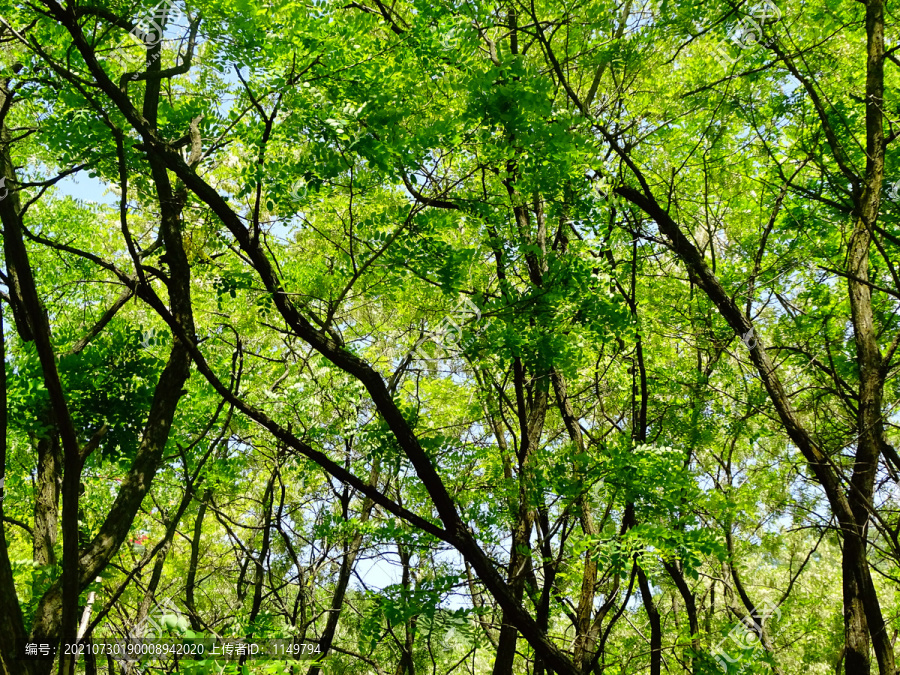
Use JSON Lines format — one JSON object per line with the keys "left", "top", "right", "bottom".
{"left": 610, "top": 156, "right": 894, "bottom": 675}
{"left": 32, "top": 435, "right": 61, "bottom": 567}
{"left": 1, "top": 84, "right": 86, "bottom": 675}
{"left": 636, "top": 567, "right": 661, "bottom": 675}
{"left": 627, "top": 244, "right": 660, "bottom": 675}
{"left": 596, "top": 1, "right": 894, "bottom": 667}
{"left": 530, "top": 491, "right": 565, "bottom": 675}
{"left": 492, "top": 499, "right": 534, "bottom": 675}
{"left": 493, "top": 358, "right": 547, "bottom": 675}
{"left": 839, "top": 3, "right": 894, "bottom": 674}
{"left": 663, "top": 562, "right": 699, "bottom": 674}
{"left": 249, "top": 472, "right": 276, "bottom": 633}
{"left": 394, "top": 543, "right": 417, "bottom": 675}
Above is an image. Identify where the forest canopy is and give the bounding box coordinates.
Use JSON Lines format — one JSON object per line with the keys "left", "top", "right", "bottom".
{"left": 0, "top": 0, "right": 898, "bottom": 674}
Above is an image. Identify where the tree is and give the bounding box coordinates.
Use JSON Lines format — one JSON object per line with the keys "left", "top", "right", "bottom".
{"left": 0, "top": 0, "right": 898, "bottom": 674}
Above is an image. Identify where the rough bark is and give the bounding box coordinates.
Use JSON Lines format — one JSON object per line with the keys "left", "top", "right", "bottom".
{"left": 1, "top": 84, "right": 85, "bottom": 675}
{"left": 608, "top": 180, "right": 889, "bottom": 675}
{"left": 248, "top": 472, "right": 276, "bottom": 633}
{"left": 32, "top": 435, "right": 61, "bottom": 567}
{"left": 492, "top": 498, "right": 534, "bottom": 675}
{"left": 395, "top": 543, "right": 417, "bottom": 675}
{"left": 493, "top": 359, "right": 547, "bottom": 675}
{"left": 841, "top": 3, "right": 894, "bottom": 674}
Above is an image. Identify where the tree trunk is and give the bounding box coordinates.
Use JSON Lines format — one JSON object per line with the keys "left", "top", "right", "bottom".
{"left": 185, "top": 489, "right": 210, "bottom": 632}
{"left": 493, "top": 358, "right": 547, "bottom": 675}
{"left": 395, "top": 543, "right": 417, "bottom": 675}
{"left": 33, "top": 434, "right": 61, "bottom": 567}
{"left": 492, "top": 502, "right": 534, "bottom": 675}
{"left": 636, "top": 566, "right": 661, "bottom": 675}
{"left": 842, "top": 3, "right": 894, "bottom": 674}
{"left": 663, "top": 562, "right": 699, "bottom": 674}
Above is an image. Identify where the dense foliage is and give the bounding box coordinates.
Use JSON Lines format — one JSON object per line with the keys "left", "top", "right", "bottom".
{"left": 0, "top": 0, "right": 898, "bottom": 673}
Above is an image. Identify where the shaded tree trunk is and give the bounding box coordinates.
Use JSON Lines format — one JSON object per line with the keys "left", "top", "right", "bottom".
{"left": 636, "top": 567, "right": 661, "bottom": 675}
{"left": 249, "top": 472, "right": 277, "bottom": 633}
{"left": 493, "top": 358, "right": 547, "bottom": 675}
{"left": 33, "top": 434, "right": 61, "bottom": 567}
{"left": 0, "top": 300, "right": 33, "bottom": 675}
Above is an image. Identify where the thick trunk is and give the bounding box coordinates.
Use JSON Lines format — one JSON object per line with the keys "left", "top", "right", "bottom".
{"left": 843, "top": 3, "right": 893, "bottom": 674}
{"left": 2, "top": 138, "right": 193, "bottom": 673}
{"left": 33, "top": 435, "right": 61, "bottom": 567}
{"left": 608, "top": 179, "right": 892, "bottom": 675}
{"left": 843, "top": 546, "right": 871, "bottom": 675}
{"left": 397, "top": 616, "right": 417, "bottom": 675}
{"left": 808, "top": 0, "right": 895, "bottom": 661}
{"left": 492, "top": 621, "right": 518, "bottom": 675}
{"left": 1, "top": 95, "right": 83, "bottom": 675}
